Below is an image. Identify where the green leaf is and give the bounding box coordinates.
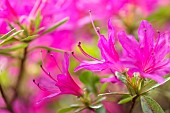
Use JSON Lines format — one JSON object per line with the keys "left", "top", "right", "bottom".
{"left": 118, "top": 95, "right": 136, "bottom": 104}
{"left": 0, "top": 71, "right": 9, "bottom": 86}
{"left": 0, "top": 52, "right": 21, "bottom": 59}
{"left": 0, "top": 43, "right": 28, "bottom": 52}
{"left": 7, "top": 22, "right": 15, "bottom": 29}
{"left": 35, "top": 10, "right": 42, "bottom": 30}
{"left": 140, "top": 96, "right": 165, "bottom": 113}
{"left": 98, "top": 92, "right": 130, "bottom": 97}
{"left": 79, "top": 71, "right": 92, "bottom": 84}
{"left": 21, "top": 35, "right": 38, "bottom": 42}
{"left": 141, "top": 74, "right": 170, "bottom": 94}
{"left": 58, "top": 104, "right": 82, "bottom": 113}
{"left": 115, "top": 72, "right": 126, "bottom": 83}
{"left": 0, "top": 28, "right": 16, "bottom": 39}
{"left": 92, "top": 96, "right": 106, "bottom": 105}
{"left": 79, "top": 71, "right": 100, "bottom": 94}
{"left": 40, "top": 17, "right": 69, "bottom": 36}
{"left": 58, "top": 107, "right": 74, "bottom": 113}
{"left": 0, "top": 38, "right": 18, "bottom": 46}
{"left": 100, "top": 83, "right": 108, "bottom": 93}
{"left": 0, "top": 30, "right": 23, "bottom": 46}
{"left": 96, "top": 106, "right": 106, "bottom": 113}
{"left": 90, "top": 104, "right": 103, "bottom": 109}
{"left": 28, "top": 46, "right": 65, "bottom": 53}
{"left": 147, "top": 6, "right": 170, "bottom": 25}
{"left": 15, "top": 22, "right": 28, "bottom": 36}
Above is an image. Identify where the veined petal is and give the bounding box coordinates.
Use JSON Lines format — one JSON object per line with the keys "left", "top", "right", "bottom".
{"left": 56, "top": 74, "right": 82, "bottom": 96}
{"left": 138, "top": 20, "right": 154, "bottom": 58}
{"left": 98, "top": 34, "right": 119, "bottom": 62}
{"left": 143, "top": 73, "right": 164, "bottom": 84}
{"left": 108, "top": 19, "right": 115, "bottom": 43}
{"left": 118, "top": 31, "right": 139, "bottom": 58}
{"left": 74, "top": 60, "right": 108, "bottom": 72}
{"left": 5, "top": 0, "right": 18, "bottom": 21}
{"left": 36, "top": 92, "right": 60, "bottom": 104}
{"left": 154, "top": 33, "right": 169, "bottom": 60}
{"left": 101, "top": 76, "right": 119, "bottom": 83}
{"left": 62, "top": 52, "right": 70, "bottom": 74}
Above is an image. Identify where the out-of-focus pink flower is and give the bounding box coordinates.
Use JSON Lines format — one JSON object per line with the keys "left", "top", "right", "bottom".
{"left": 34, "top": 52, "right": 83, "bottom": 103}
{"left": 118, "top": 20, "right": 170, "bottom": 83}
{"left": 0, "top": 97, "right": 54, "bottom": 113}
{"left": 76, "top": 0, "right": 127, "bottom": 22}
{"left": 0, "top": 20, "right": 8, "bottom": 35}
{"left": 74, "top": 20, "right": 124, "bottom": 73}
{"left": 101, "top": 75, "right": 120, "bottom": 83}
{"left": 127, "top": 0, "right": 158, "bottom": 14}
{"left": 103, "top": 101, "right": 123, "bottom": 113}
{"left": 0, "top": 0, "right": 35, "bottom": 23}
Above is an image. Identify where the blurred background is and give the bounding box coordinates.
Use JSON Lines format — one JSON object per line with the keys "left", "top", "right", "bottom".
{"left": 0, "top": 0, "right": 170, "bottom": 113}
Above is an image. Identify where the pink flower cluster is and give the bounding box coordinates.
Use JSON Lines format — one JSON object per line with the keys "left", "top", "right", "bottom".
{"left": 0, "top": 0, "right": 170, "bottom": 113}
{"left": 75, "top": 20, "right": 170, "bottom": 83}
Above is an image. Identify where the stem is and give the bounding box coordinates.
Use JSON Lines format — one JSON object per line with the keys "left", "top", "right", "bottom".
{"left": 28, "top": 46, "right": 65, "bottom": 53}
{"left": 12, "top": 47, "right": 28, "bottom": 102}
{"left": 0, "top": 84, "right": 14, "bottom": 113}
{"left": 128, "top": 96, "right": 137, "bottom": 113}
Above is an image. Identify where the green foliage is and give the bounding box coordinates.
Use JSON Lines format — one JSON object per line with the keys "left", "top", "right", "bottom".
{"left": 118, "top": 95, "right": 136, "bottom": 104}
{"left": 140, "top": 96, "right": 165, "bottom": 113}
{"left": 0, "top": 30, "right": 23, "bottom": 46}
{"left": 21, "top": 35, "right": 38, "bottom": 42}
{"left": 115, "top": 72, "right": 126, "bottom": 84}
{"left": 100, "top": 83, "right": 108, "bottom": 93}
{"left": 79, "top": 71, "right": 100, "bottom": 94}
{"left": 57, "top": 104, "right": 84, "bottom": 113}
{"left": 96, "top": 106, "right": 106, "bottom": 113}
{"left": 0, "top": 71, "right": 9, "bottom": 86}
{"left": 147, "top": 6, "right": 170, "bottom": 25}
{"left": 35, "top": 10, "right": 42, "bottom": 30}
{"left": 0, "top": 28, "right": 16, "bottom": 39}
{"left": 0, "top": 43, "right": 28, "bottom": 52}
{"left": 99, "top": 92, "right": 130, "bottom": 97}
{"left": 28, "top": 46, "right": 65, "bottom": 53}
{"left": 40, "top": 17, "right": 69, "bottom": 36}
{"left": 58, "top": 107, "right": 75, "bottom": 113}
{"left": 141, "top": 74, "right": 170, "bottom": 94}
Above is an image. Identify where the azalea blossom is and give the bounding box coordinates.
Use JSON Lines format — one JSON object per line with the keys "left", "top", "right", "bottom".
{"left": 74, "top": 18, "right": 124, "bottom": 73}
{"left": 33, "top": 52, "right": 83, "bottom": 103}
{"left": 118, "top": 20, "right": 170, "bottom": 83}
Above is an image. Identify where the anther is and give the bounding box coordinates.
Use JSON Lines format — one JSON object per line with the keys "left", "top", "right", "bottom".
{"left": 71, "top": 51, "right": 81, "bottom": 62}
{"left": 33, "top": 79, "right": 35, "bottom": 83}
{"left": 78, "top": 42, "right": 81, "bottom": 46}
{"left": 143, "top": 29, "right": 147, "bottom": 32}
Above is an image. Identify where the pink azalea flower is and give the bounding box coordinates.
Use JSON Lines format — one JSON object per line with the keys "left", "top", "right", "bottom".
{"left": 102, "top": 101, "right": 123, "bottom": 113}
{"left": 118, "top": 20, "right": 170, "bottom": 83}
{"left": 74, "top": 19, "right": 124, "bottom": 73}
{"left": 0, "top": 97, "right": 53, "bottom": 113}
{"left": 33, "top": 52, "right": 83, "bottom": 103}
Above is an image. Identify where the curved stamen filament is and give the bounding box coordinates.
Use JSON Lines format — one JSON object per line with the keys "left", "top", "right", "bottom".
{"left": 78, "top": 42, "right": 100, "bottom": 61}
{"left": 33, "top": 79, "right": 48, "bottom": 91}
{"left": 155, "top": 31, "right": 161, "bottom": 48}
{"left": 89, "top": 10, "right": 100, "bottom": 37}
{"left": 40, "top": 65, "right": 57, "bottom": 82}
{"left": 71, "top": 52, "right": 82, "bottom": 62}
{"left": 50, "top": 54, "right": 62, "bottom": 73}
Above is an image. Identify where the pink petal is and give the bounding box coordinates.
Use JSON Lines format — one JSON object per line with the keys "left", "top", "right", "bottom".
{"left": 74, "top": 61, "right": 108, "bottom": 72}
{"left": 36, "top": 92, "right": 60, "bottom": 104}
{"left": 143, "top": 73, "right": 164, "bottom": 84}
{"left": 118, "top": 31, "right": 140, "bottom": 58}
{"left": 138, "top": 20, "right": 154, "bottom": 59}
